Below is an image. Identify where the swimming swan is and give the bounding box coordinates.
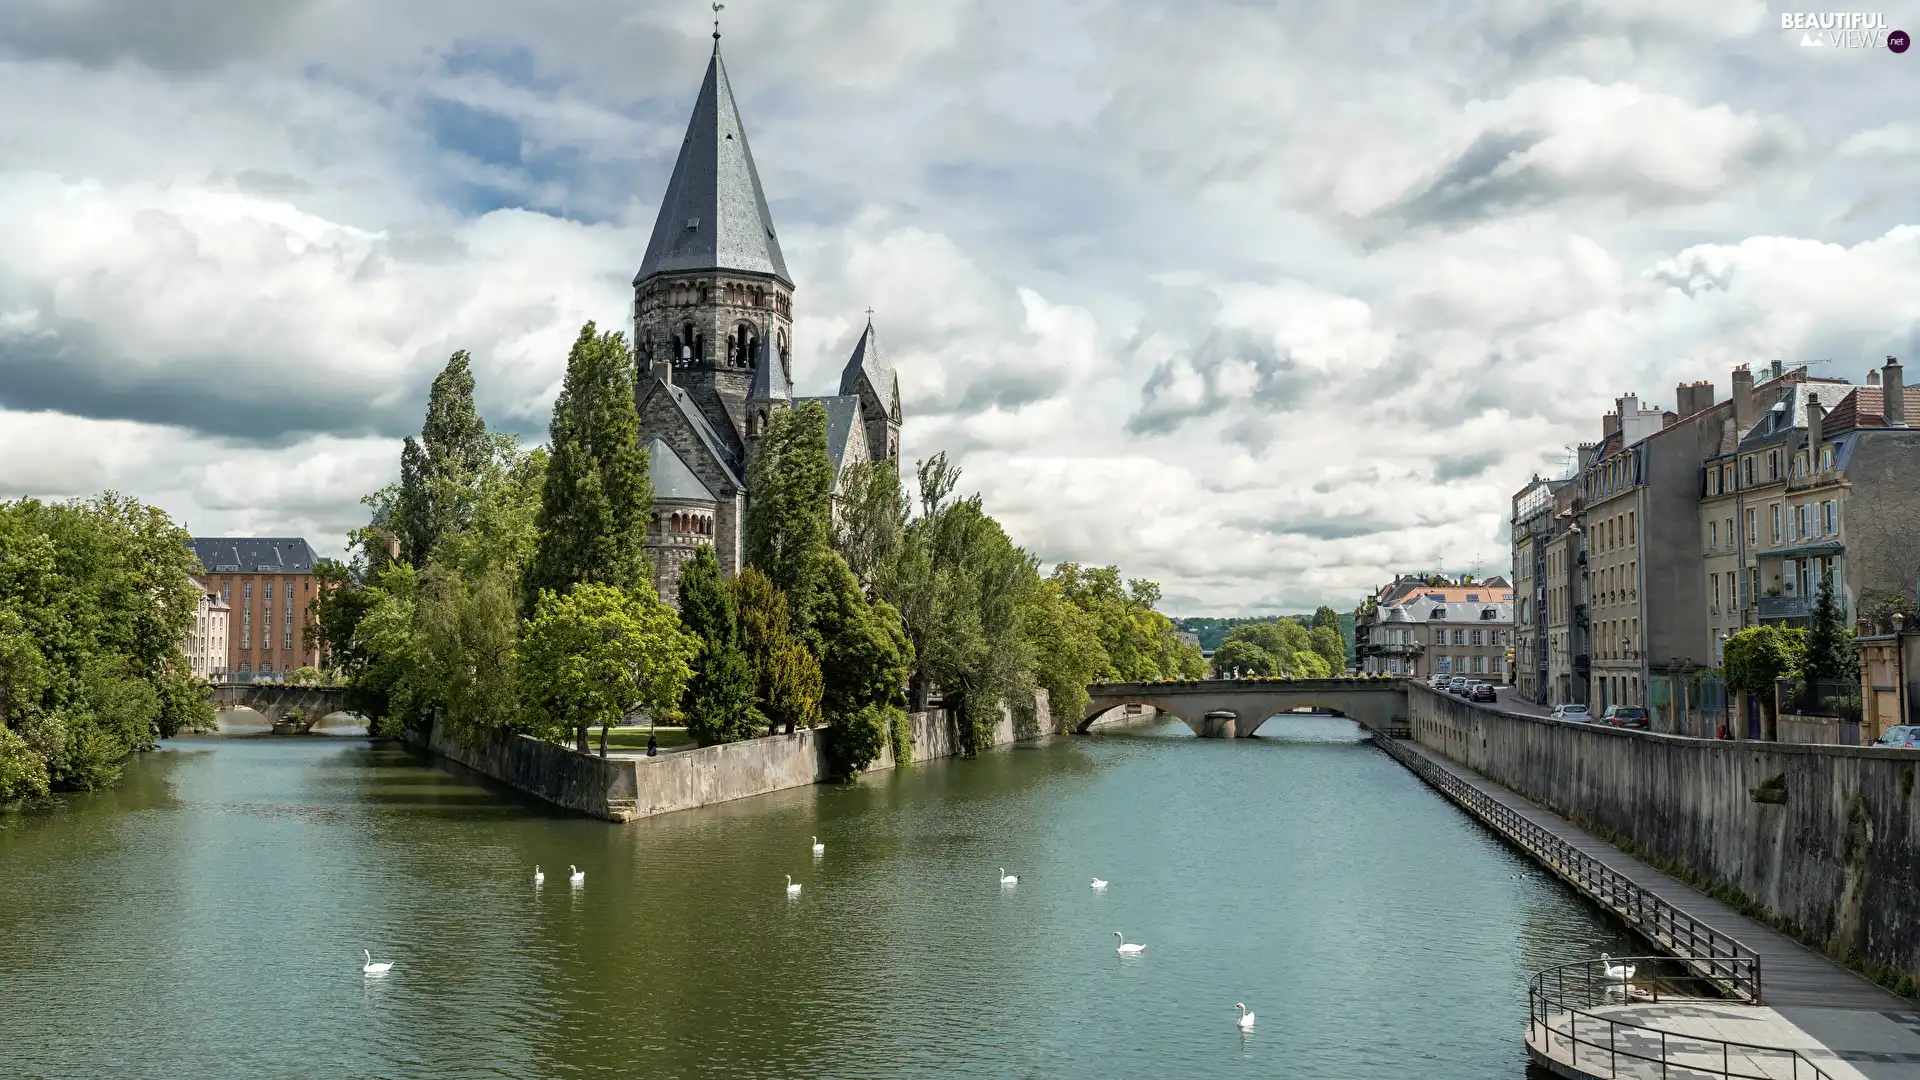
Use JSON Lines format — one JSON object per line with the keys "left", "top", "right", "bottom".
{"left": 999, "top": 868, "right": 1018, "bottom": 885}
{"left": 1236, "top": 1003, "right": 1255, "bottom": 1029}
{"left": 811, "top": 836, "right": 825, "bottom": 855}
{"left": 1090, "top": 878, "right": 1108, "bottom": 889}
{"left": 786, "top": 874, "right": 802, "bottom": 895}
{"left": 1601, "top": 953, "right": 1636, "bottom": 980}
{"left": 362, "top": 950, "right": 393, "bottom": 975}
{"left": 533, "top": 865, "right": 544, "bottom": 885}
{"left": 1113, "top": 932, "right": 1145, "bottom": 955}
{"left": 568, "top": 865, "right": 585, "bottom": 884}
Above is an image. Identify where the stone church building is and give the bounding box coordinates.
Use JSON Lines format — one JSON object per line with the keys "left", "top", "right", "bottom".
{"left": 633, "top": 39, "right": 903, "bottom": 602}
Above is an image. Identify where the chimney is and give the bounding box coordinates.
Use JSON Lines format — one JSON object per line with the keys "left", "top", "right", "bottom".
{"left": 1603, "top": 410, "right": 1621, "bottom": 439}
{"left": 1868, "top": 369, "right": 1882, "bottom": 387}
{"left": 1770, "top": 358, "right": 1784, "bottom": 380}
{"left": 1732, "top": 365, "right": 1755, "bottom": 432}
{"left": 1886, "top": 356, "right": 1907, "bottom": 428}
{"left": 1675, "top": 382, "right": 1693, "bottom": 417}
{"left": 1807, "top": 393, "right": 1823, "bottom": 474}
{"left": 1693, "top": 379, "right": 1715, "bottom": 412}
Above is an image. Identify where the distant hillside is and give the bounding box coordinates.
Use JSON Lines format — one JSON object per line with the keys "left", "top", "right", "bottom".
{"left": 1172, "top": 616, "right": 1302, "bottom": 653}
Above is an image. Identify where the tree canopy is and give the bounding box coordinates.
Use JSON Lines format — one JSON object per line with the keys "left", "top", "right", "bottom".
{"left": 518, "top": 584, "right": 697, "bottom": 756}
{"left": 0, "top": 494, "right": 213, "bottom": 800}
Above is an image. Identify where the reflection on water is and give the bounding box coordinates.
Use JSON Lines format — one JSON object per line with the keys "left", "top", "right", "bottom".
{"left": 0, "top": 719, "right": 1635, "bottom": 1078}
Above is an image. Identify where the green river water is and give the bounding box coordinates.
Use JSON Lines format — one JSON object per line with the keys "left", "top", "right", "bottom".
{"left": 0, "top": 716, "right": 1632, "bottom": 1078}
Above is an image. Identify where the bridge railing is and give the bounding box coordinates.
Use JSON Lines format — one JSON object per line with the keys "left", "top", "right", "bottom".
{"left": 1373, "top": 736, "right": 1763, "bottom": 1003}
{"left": 1528, "top": 957, "right": 1830, "bottom": 1080}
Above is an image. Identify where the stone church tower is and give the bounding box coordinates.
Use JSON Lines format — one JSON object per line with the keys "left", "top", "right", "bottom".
{"left": 633, "top": 35, "right": 902, "bottom": 603}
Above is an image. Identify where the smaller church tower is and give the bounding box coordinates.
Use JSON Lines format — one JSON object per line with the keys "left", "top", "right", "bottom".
{"left": 744, "top": 312, "right": 791, "bottom": 465}
{"left": 839, "top": 318, "right": 901, "bottom": 465}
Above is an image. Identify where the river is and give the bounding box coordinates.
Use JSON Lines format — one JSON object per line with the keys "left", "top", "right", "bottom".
{"left": 0, "top": 716, "right": 1634, "bottom": 1079}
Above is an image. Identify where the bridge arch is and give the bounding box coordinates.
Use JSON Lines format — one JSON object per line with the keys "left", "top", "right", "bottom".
{"left": 1080, "top": 678, "right": 1408, "bottom": 738}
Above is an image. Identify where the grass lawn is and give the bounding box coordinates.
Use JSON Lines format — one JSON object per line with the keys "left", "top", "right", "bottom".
{"left": 587, "top": 726, "right": 694, "bottom": 751}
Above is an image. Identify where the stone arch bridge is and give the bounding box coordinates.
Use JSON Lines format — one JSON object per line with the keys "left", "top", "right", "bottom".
{"left": 211, "top": 683, "right": 353, "bottom": 727}
{"left": 1082, "top": 678, "right": 1409, "bottom": 738}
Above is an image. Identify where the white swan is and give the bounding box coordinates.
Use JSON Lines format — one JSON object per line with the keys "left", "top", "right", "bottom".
{"left": 1090, "top": 878, "right": 1108, "bottom": 889}
{"left": 533, "top": 865, "right": 544, "bottom": 885}
{"left": 361, "top": 950, "right": 393, "bottom": 975}
{"left": 999, "top": 868, "right": 1018, "bottom": 885}
{"left": 786, "top": 874, "right": 802, "bottom": 896}
{"left": 811, "top": 836, "right": 825, "bottom": 855}
{"left": 1601, "top": 953, "right": 1636, "bottom": 980}
{"left": 1236, "top": 1003, "right": 1255, "bottom": 1029}
{"left": 1113, "top": 931, "right": 1145, "bottom": 955}
{"left": 568, "top": 864, "right": 584, "bottom": 885}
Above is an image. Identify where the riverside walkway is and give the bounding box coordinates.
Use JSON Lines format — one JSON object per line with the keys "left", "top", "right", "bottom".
{"left": 1375, "top": 736, "right": 1920, "bottom": 1080}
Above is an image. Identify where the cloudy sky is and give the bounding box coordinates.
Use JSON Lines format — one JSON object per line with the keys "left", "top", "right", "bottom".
{"left": 3, "top": 1, "right": 1918, "bottom": 614}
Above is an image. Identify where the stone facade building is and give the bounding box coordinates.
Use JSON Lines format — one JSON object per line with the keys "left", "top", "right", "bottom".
{"left": 1355, "top": 576, "right": 1513, "bottom": 678}
{"left": 188, "top": 538, "right": 321, "bottom": 681}
{"left": 630, "top": 39, "right": 902, "bottom": 598}
{"left": 183, "top": 576, "right": 231, "bottom": 683}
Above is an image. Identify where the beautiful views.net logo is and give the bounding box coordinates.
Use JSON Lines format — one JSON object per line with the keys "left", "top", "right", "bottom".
{"left": 1780, "top": 11, "right": 1911, "bottom": 50}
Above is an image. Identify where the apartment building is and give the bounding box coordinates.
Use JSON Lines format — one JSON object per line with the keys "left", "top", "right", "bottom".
{"left": 1702, "top": 359, "right": 1920, "bottom": 641}
{"left": 1511, "top": 475, "right": 1578, "bottom": 703}
{"left": 1355, "top": 576, "right": 1514, "bottom": 676}
{"left": 188, "top": 538, "right": 323, "bottom": 681}
{"left": 1357, "top": 585, "right": 1514, "bottom": 679}
{"left": 182, "top": 577, "right": 231, "bottom": 682}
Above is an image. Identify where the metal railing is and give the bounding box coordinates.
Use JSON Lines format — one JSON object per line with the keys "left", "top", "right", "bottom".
{"left": 1529, "top": 957, "right": 1835, "bottom": 1080}
{"left": 1373, "top": 735, "right": 1763, "bottom": 1002}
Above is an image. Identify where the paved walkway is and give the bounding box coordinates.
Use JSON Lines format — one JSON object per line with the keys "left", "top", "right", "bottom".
{"left": 1387, "top": 738, "right": 1920, "bottom": 1079}
{"left": 1532, "top": 1001, "right": 1876, "bottom": 1079}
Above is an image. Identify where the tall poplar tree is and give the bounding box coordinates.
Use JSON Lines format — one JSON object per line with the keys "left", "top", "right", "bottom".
{"left": 524, "top": 323, "right": 653, "bottom": 614}
{"left": 394, "top": 350, "right": 491, "bottom": 567}
{"left": 743, "top": 401, "right": 834, "bottom": 630}
{"left": 677, "top": 547, "right": 763, "bottom": 744}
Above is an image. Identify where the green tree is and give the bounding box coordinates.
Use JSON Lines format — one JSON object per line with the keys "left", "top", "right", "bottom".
{"left": 1723, "top": 624, "right": 1807, "bottom": 740}
{"left": 744, "top": 401, "right": 835, "bottom": 626}
{"left": 811, "top": 550, "right": 913, "bottom": 777}
{"left": 393, "top": 351, "right": 492, "bottom": 568}
{"left": 733, "top": 567, "right": 821, "bottom": 734}
{"left": 524, "top": 323, "right": 652, "bottom": 614}
{"left": 1022, "top": 576, "right": 1109, "bottom": 731}
{"left": 1308, "top": 625, "right": 1346, "bottom": 674}
{"left": 517, "top": 584, "right": 697, "bottom": 756}
{"left": 0, "top": 494, "right": 206, "bottom": 798}
{"left": 1212, "top": 638, "right": 1279, "bottom": 678}
{"left": 833, "top": 458, "right": 908, "bottom": 588}
{"left": 677, "top": 547, "right": 763, "bottom": 745}
{"left": 1311, "top": 605, "right": 1340, "bottom": 631}
{"left": 1803, "top": 570, "right": 1856, "bottom": 682}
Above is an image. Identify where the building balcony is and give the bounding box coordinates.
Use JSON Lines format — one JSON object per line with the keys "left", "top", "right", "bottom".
{"left": 1370, "top": 643, "right": 1419, "bottom": 656}
{"left": 1757, "top": 595, "right": 1814, "bottom": 621}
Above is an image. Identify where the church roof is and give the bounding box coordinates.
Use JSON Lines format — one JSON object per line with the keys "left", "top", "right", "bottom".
{"left": 634, "top": 44, "right": 790, "bottom": 287}
{"left": 748, "top": 315, "right": 790, "bottom": 402}
{"left": 838, "top": 318, "right": 899, "bottom": 415}
{"left": 640, "top": 378, "right": 745, "bottom": 491}
{"left": 797, "top": 394, "right": 862, "bottom": 481}
{"left": 647, "top": 437, "right": 717, "bottom": 503}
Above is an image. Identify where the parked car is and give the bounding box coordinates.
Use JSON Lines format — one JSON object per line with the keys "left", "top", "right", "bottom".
{"left": 1447, "top": 678, "right": 1470, "bottom": 695}
{"left": 1874, "top": 725, "right": 1920, "bottom": 748}
{"left": 1550, "top": 703, "right": 1592, "bottom": 721}
{"left": 1601, "top": 705, "right": 1650, "bottom": 730}
{"left": 1470, "top": 683, "right": 1497, "bottom": 702}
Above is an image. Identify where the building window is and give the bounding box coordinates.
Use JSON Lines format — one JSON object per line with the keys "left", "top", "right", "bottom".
{"left": 1627, "top": 511, "right": 1635, "bottom": 546}
{"left": 1712, "top": 574, "right": 1721, "bottom": 612}
{"left": 221, "top": 582, "right": 230, "bottom": 601}
{"left": 1820, "top": 446, "right": 1833, "bottom": 471}
{"left": 1709, "top": 521, "right": 1718, "bottom": 549}
{"left": 1437, "top": 656, "right": 1451, "bottom": 674}
{"left": 1746, "top": 509, "right": 1757, "bottom": 545}
{"left": 1454, "top": 629, "right": 1467, "bottom": 645}
{"left": 243, "top": 582, "right": 252, "bottom": 600}
{"left": 1768, "top": 450, "right": 1781, "bottom": 480}
{"left": 1470, "top": 629, "right": 1483, "bottom": 646}
{"left": 1725, "top": 518, "right": 1734, "bottom": 548}
{"left": 1796, "top": 504, "right": 1809, "bottom": 540}
{"left": 1823, "top": 500, "right": 1836, "bottom": 534}
{"left": 1770, "top": 504, "right": 1782, "bottom": 543}
{"left": 1472, "top": 655, "right": 1485, "bottom": 674}
{"left": 1794, "top": 451, "right": 1807, "bottom": 476}
{"left": 1743, "top": 457, "right": 1755, "bottom": 486}
{"left": 285, "top": 581, "right": 293, "bottom": 600}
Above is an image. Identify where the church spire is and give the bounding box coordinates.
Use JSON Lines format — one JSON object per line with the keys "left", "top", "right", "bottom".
{"left": 633, "top": 41, "right": 790, "bottom": 287}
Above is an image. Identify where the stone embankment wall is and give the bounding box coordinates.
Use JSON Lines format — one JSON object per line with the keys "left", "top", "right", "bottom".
{"left": 416, "top": 693, "right": 1049, "bottom": 824}
{"left": 1405, "top": 682, "right": 1920, "bottom": 993}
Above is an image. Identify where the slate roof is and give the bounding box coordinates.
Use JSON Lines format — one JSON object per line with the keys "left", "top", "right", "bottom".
{"left": 634, "top": 44, "right": 790, "bottom": 287}
{"left": 647, "top": 437, "right": 717, "bottom": 503}
{"left": 796, "top": 394, "right": 862, "bottom": 480}
{"left": 748, "top": 314, "right": 791, "bottom": 402}
{"left": 190, "top": 537, "right": 319, "bottom": 574}
{"left": 639, "top": 378, "right": 745, "bottom": 491}
{"left": 838, "top": 319, "right": 900, "bottom": 417}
